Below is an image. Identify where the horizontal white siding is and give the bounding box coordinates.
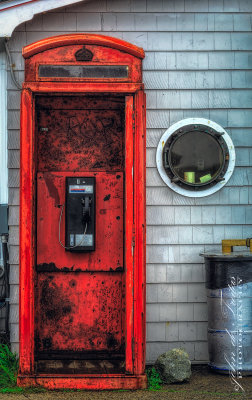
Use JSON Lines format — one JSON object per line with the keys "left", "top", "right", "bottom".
{"left": 6, "top": 0, "right": 252, "bottom": 362}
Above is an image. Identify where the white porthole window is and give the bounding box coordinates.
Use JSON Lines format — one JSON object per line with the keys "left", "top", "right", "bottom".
{"left": 156, "top": 118, "right": 235, "bottom": 198}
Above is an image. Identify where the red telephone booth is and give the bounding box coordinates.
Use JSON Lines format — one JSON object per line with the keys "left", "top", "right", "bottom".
{"left": 18, "top": 34, "right": 146, "bottom": 389}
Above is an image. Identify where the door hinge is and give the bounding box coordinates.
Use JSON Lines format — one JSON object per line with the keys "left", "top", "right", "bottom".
{"left": 132, "top": 337, "right": 135, "bottom": 361}
{"left": 132, "top": 224, "right": 136, "bottom": 248}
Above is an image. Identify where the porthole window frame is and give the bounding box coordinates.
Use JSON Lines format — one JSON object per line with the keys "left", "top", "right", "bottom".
{"left": 156, "top": 118, "right": 235, "bottom": 198}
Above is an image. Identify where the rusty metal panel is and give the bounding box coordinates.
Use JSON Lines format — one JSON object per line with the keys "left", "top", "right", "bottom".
{"left": 37, "top": 172, "right": 124, "bottom": 272}
{"left": 36, "top": 96, "right": 125, "bottom": 172}
{"left": 35, "top": 272, "right": 125, "bottom": 354}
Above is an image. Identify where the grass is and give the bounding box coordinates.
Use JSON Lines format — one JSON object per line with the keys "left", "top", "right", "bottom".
{"left": 0, "top": 387, "right": 23, "bottom": 393}
{"left": 146, "top": 366, "right": 163, "bottom": 390}
{"left": 0, "top": 350, "right": 247, "bottom": 397}
{"left": 0, "top": 344, "right": 19, "bottom": 390}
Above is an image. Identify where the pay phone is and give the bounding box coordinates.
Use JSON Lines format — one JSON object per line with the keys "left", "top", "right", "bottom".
{"left": 65, "top": 177, "right": 95, "bottom": 251}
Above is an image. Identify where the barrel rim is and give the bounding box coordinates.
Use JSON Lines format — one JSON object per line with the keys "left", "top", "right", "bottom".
{"left": 200, "top": 251, "right": 252, "bottom": 261}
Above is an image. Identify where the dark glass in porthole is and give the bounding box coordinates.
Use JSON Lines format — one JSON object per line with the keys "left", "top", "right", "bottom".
{"left": 163, "top": 126, "right": 229, "bottom": 190}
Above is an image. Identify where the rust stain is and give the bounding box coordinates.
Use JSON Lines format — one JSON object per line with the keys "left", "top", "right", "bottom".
{"left": 36, "top": 274, "right": 125, "bottom": 353}
{"left": 40, "top": 278, "right": 73, "bottom": 322}
{"left": 44, "top": 175, "right": 60, "bottom": 207}
{"left": 106, "top": 333, "right": 119, "bottom": 349}
{"left": 42, "top": 337, "right": 52, "bottom": 349}
{"left": 36, "top": 263, "right": 81, "bottom": 273}
{"left": 36, "top": 97, "right": 125, "bottom": 172}
{"left": 69, "top": 279, "right": 77, "bottom": 288}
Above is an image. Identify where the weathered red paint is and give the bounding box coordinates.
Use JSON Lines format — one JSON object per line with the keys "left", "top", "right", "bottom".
{"left": 22, "top": 33, "right": 145, "bottom": 61}
{"left": 134, "top": 90, "right": 147, "bottom": 375}
{"left": 125, "top": 96, "right": 134, "bottom": 374}
{"left": 19, "top": 34, "right": 146, "bottom": 390}
{"left": 36, "top": 96, "right": 125, "bottom": 172}
{"left": 17, "top": 375, "right": 147, "bottom": 390}
{"left": 35, "top": 272, "right": 125, "bottom": 354}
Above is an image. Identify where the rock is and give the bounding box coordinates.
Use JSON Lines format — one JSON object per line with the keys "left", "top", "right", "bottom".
{"left": 154, "top": 348, "right": 192, "bottom": 384}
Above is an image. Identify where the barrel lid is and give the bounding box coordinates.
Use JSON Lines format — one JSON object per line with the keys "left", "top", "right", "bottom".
{"left": 200, "top": 251, "right": 252, "bottom": 260}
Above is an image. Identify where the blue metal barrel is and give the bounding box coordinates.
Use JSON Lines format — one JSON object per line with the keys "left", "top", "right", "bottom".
{"left": 201, "top": 252, "right": 252, "bottom": 375}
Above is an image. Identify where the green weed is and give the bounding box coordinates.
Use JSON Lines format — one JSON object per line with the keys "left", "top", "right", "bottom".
{"left": 146, "top": 366, "right": 162, "bottom": 390}
{"left": 0, "top": 387, "right": 23, "bottom": 393}
{"left": 0, "top": 344, "right": 19, "bottom": 388}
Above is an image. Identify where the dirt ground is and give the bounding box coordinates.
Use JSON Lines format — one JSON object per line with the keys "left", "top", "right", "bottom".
{"left": 1, "top": 366, "right": 252, "bottom": 400}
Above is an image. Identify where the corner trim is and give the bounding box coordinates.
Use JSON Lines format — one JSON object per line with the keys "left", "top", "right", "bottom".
{"left": 0, "top": 0, "right": 85, "bottom": 38}
{"left": 0, "top": 51, "right": 7, "bottom": 204}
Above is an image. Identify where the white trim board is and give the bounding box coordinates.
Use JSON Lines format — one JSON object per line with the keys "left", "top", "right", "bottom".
{"left": 0, "top": 1, "right": 36, "bottom": 12}
{"left": 0, "top": 51, "right": 7, "bottom": 204}
{"left": 0, "top": 0, "right": 86, "bottom": 38}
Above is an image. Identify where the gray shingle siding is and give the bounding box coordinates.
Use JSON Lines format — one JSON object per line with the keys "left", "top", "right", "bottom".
{"left": 6, "top": 0, "right": 252, "bottom": 362}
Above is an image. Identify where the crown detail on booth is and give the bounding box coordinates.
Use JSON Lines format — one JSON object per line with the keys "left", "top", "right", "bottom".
{"left": 75, "top": 45, "right": 93, "bottom": 61}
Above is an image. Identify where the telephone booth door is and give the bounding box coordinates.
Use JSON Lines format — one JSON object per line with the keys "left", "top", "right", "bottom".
{"left": 18, "top": 34, "right": 146, "bottom": 390}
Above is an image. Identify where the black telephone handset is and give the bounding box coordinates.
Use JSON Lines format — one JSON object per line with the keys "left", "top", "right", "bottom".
{"left": 81, "top": 196, "right": 92, "bottom": 226}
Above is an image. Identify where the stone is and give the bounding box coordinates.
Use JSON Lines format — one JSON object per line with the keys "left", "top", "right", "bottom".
{"left": 154, "top": 348, "right": 192, "bottom": 384}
